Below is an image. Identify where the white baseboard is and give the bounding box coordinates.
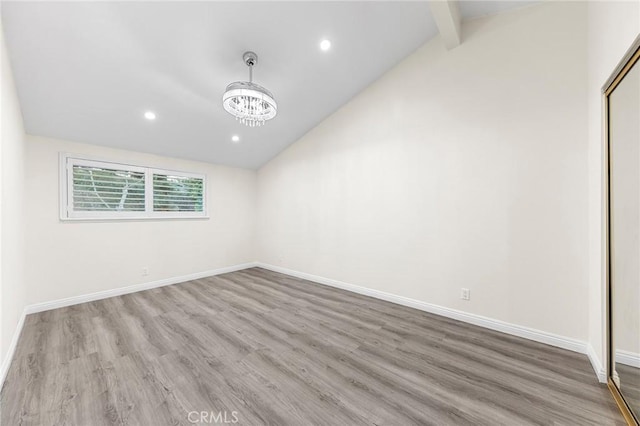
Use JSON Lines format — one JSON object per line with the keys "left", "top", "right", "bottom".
{"left": 587, "top": 344, "right": 607, "bottom": 383}
{"left": 1, "top": 262, "right": 257, "bottom": 391}
{"left": 25, "top": 262, "right": 257, "bottom": 314}
{"left": 2, "top": 261, "right": 607, "bottom": 390}
{"left": 0, "top": 307, "right": 27, "bottom": 391}
{"left": 616, "top": 349, "right": 640, "bottom": 368}
{"left": 254, "top": 262, "right": 605, "bottom": 381}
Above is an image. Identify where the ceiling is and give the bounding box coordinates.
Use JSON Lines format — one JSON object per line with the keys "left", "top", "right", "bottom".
{"left": 2, "top": 1, "right": 534, "bottom": 169}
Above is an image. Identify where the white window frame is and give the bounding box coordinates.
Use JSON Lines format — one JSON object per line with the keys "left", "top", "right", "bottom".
{"left": 60, "top": 153, "right": 208, "bottom": 221}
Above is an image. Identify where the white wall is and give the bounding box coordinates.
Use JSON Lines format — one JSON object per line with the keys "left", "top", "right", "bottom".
{"left": 0, "top": 22, "right": 26, "bottom": 368}
{"left": 587, "top": 0, "right": 640, "bottom": 376}
{"left": 24, "top": 136, "right": 256, "bottom": 305}
{"left": 257, "top": 2, "right": 589, "bottom": 341}
{"left": 0, "top": 0, "right": 636, "bottom": 385}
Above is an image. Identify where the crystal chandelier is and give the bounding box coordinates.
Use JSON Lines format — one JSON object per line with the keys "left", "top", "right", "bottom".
{"left": 222, "top": 51, "right": 277, "bottom": 127}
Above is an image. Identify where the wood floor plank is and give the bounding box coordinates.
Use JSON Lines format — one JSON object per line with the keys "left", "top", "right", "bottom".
{"left": 1, "top": 267, "right": 625, "bottom": 425}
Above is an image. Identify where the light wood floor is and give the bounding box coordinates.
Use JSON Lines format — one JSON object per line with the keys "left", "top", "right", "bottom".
{"left": 1, "top": 268, "right": 624, "bottom": 425}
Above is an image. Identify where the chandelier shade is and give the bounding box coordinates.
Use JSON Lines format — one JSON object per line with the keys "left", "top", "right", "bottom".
{"left": 222, "top": 52, "right": 277, "bottom": 127}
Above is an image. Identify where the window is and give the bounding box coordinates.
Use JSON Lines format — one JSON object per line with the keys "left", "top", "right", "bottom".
{"left": 60, "top": 154, "right": 206, "bottom": 220}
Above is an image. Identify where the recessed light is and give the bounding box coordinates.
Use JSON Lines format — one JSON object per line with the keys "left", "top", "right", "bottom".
{"left": 144, "top": 111, "right": 156, "bottom": 120}
{"left": 320, "top": 39, "right": 331, "bottom": 51}
{"left": 231, "top": 135, "right": 240, "bottom": 143}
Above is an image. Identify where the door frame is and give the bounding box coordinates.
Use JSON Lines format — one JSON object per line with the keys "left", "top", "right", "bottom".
{"left": 603, "top": 33, "right": 640, "bottom": 426}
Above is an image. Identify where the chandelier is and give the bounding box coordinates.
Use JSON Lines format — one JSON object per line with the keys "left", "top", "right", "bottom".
{"left": 222, "top": 51, "right": 277, "bottom": 127}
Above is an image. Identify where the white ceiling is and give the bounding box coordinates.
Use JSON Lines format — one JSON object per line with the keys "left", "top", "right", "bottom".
{"left": 458, "top": 0, "right": 538, "bottom": 19}
{"left": 2, "top": 1, "right": 534, "bottom": 169}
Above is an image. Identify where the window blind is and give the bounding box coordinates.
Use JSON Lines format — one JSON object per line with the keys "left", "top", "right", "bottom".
{"left": 61, "top": 155, "right": 207, "bottom": 220}
{"left": 72, "top": 165, "right": 145, "bottom": 212}
{"left": 153, "top": 173, "right": 204, "bottom": 212}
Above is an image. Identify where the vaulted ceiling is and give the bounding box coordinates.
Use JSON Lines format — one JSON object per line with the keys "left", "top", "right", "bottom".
{"left": 2, "top": 1, "right": 534, "bottom": 169}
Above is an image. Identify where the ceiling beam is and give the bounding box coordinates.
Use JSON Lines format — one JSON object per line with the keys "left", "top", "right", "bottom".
{"left": 428, "top": 0, "right": 462, "bottom": 50}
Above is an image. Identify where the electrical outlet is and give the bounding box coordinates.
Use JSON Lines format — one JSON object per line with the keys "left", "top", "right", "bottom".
{"left": 142, "top": 267, "right": 149, "bottom": 276}
{"left": 461, "top": 288, "right": 470, "bottom": 301}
